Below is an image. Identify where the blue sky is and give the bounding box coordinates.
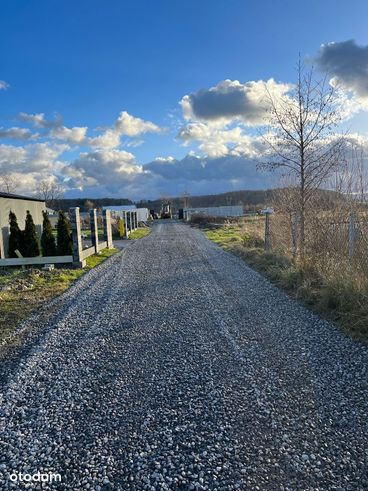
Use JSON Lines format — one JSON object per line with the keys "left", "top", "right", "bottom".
{"left": 1, "top": 0, "right": 368, "bottom": 199}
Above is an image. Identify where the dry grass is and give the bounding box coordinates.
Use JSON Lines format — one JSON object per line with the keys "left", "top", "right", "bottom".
{"left": 204, "top": 223, "right": 368, "bottom": 342}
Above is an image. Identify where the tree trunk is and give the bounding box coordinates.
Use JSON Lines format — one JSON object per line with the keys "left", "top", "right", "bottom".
{"left": 299, "top": 147, "right": 306, "bottom": 261}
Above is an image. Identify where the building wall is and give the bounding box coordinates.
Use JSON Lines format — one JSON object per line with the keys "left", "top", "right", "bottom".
{"left": 136, "top": 208, "right": 149, "bottom": 222}
{"left": 105, "top": 206, "right": 149, "bottom": 222}
{"left": 0, "top": 197, "right": 46, "bottom": 258}
{"left": 183, "top": 205, "right": 243, "bottom": 220}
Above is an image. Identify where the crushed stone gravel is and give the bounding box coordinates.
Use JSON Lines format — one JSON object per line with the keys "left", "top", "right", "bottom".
{"left": 0, "top": 221, "right": 367, "bottom": 490}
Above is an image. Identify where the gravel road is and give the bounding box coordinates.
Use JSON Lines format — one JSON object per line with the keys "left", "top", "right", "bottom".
{"left": 1, "top": 221, "right": 367, "bottom": 490}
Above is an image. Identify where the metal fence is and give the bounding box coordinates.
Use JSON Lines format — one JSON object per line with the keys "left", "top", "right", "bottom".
{"left": 266, "top": 210, "right": 368, "bottom": 285}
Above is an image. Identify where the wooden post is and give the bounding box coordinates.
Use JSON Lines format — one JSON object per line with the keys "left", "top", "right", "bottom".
{"left": 90, "top": 208, "right": 100, "bottom": 254}
{"left": 264, "top": 212, "right": 271, "bottom": 251}
{"left": 103, "top": 209, "right": 114, "bottom": 249}
{"left": 69, "top": 207, "right": 86, "bottom": 268}
{"left": 134, "top": 211, "right": 138, "bottom": 230}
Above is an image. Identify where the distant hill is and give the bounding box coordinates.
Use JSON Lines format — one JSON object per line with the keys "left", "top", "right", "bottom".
{"left": 137, "top": 189, "right": 274, "bottom": 212}
{"left": 57, "top": 190, "right": 271, "bottom": 212}
{"left": 57, "top": 197, "right": 134, "bottom": 212}
{"left": 57, "top": 188, "right": 343, "bottom": 213}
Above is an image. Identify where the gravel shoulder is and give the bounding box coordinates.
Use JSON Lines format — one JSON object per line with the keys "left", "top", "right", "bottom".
{"left": 0, "top": 221, "right": 367, "bottom": 490}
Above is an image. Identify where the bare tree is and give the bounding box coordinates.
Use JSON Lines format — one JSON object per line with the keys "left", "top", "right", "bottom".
{"left": 35, "top": 179, "right": 64, "bottom": 209}
{"left": 84, "top": 199, "right": 95, "bottom": 211}
{"left": 261, "top": 60, "right": 344, "bottom": 256}
{"left": 331, "top": 141, "right": 368, "bottom": 206}
{"left": 0, "top": 173, "right": 17, "bottom": 194}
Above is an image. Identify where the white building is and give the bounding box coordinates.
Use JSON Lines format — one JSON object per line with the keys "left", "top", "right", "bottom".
{"left": 102, "top": 205, "right": 150, "bottom": 223}
{"left": 183, "top": 205, "right": 243, "bottom": 221}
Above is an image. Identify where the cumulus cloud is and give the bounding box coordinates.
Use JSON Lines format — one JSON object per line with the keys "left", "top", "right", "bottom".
{"left": 115, "top": 111, "right": 162, "bottom": 136}
{"left": 50, "top": 125, "right": 88, "bottom": 144}
{"left": 18, "top": 112, "right": 46, "bottom": 127}
{"left": 0, "top": 80, "right": 9, "bottom": 90}
{"left": 87, "top": 111, "right": 162, "bottom": 149}
{"left": 0, "top": 142, "right": 68, "bottom": 177}
{"left": 178, "top": 122, "right": 259, "bottom": 158}
{"left": 315, "top": 40, "right": 368, "bottom": 106}
{"left": 88, "top": 129, "right": 121, "bottom": 149}
{"left": 143, "top": 153, "right": 274, "bottom": 195}
{"left": 18, "top": 112, "right": 62, "bottom": 128}
{"left": 62, "top": 143, "right": 273, "bottom": 198}
{"left": 65, "top": 149, "right": 144, "bottom": 191}
{"left": 0, "top": 127, "right": 38, "bottom": 140}
{"left": 180, "top": 79, "right": 291, "bottom": 125}
{"left": 14, "top": 110, "right": 163, "bottom": 149}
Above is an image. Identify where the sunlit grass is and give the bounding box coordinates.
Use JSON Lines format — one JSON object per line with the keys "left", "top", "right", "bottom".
{"left": 0, "top": 248, "right": 119, "bottom": 343}
{"left": 128, "top": 228, "right": 151, "bottom": 240}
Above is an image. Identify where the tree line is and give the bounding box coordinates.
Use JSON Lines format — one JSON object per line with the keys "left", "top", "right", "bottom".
{"left": 8, "top": 210, "right": 73, "bottom": 258}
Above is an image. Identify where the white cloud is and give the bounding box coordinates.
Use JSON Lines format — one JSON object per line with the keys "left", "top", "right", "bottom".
{"left": 126, "top": 139, "right": 145, "bottom": 148}
{"left": 0, "top": 80, "right": 9, "bottom": 90}
{"left": 180, "top": 79, "right": 291, "bottom": 126}
{"left": 50, "top": 125, "right": 88, "bottom": 144}
{"left": 115, "top": 111, "right": 162, "bottom": 136}
{"left": 65, "top": 148, "right": 144, "bottom": 191}
{"left": 177, "top": 121, "right": 260, "bottom": 158}
{"left": 88, "top": 129, "right": 121, "bottom": 149}
{"left": 13, "top": 110, "right": 162, "bottom": 150}
{"left": 0, "top": 142, "right": 68, "bottom": 174}
{"left": 0, "top": 127, "right": 38, "bottom": 140}
{"left": 18, "top": 112, "right": 48, "bottom": 127}
{"left": 154, "top": 156, "right": 175, "bottom": 162}
{"left": 87, "top": 111, "right": 162, "bottom": 149}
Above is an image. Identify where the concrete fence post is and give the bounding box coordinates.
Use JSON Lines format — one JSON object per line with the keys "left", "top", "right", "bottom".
{"left": 69, "top": 207, "right": 86, "bottom": 268}
{"left": 103, "top": 209, "right": 114, "bottom": 249}
{"left": 0, "top": 223, "right": 4, "bottom": 259}
{"left": 90, "top": 208, "right": 100, "bottom": 254}
{"left": 123, "top": 212, "right": 129, "bottom": 238}
{"left": 264, "top": 212, "right": 271, "bottom": 251}
{"left": 348, "top": 211, "right": 356, "bottom": 261}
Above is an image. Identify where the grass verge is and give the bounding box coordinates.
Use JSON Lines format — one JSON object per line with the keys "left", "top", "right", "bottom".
{"left": 128, "top": 228, "right": 151, "bottom": 240}
{"left": 0, "top": 248, "right": 119, "bottom": 343}
{"left": 204, "top": 224, "right": 368, "bottom": 342}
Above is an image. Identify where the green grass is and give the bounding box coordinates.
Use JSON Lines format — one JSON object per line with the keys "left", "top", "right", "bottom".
{"left": 128, "top": 228, "right": 151, "bottom": 240}
{"left": 0, "top": 247, "right": 119, "bottom": 344}
{"left": 205, "top": 226, "right": 243, "bottom": 247}
{"left": 204, "top": 224, "right": 368, "bottom": 342}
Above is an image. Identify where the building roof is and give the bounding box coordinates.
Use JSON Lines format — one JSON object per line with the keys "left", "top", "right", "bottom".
{"left": 0, "top": 191, "right": 45, "bottom": 203}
